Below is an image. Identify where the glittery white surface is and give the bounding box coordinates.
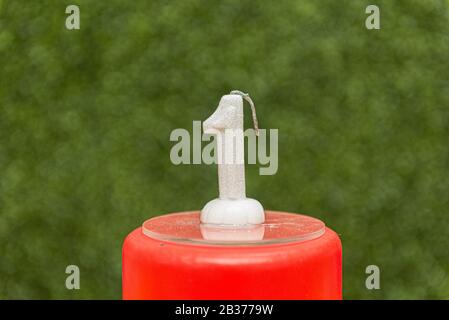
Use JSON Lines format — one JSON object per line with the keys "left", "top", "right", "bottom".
{"left": 203, "top": 94, "right": 245, "bottom": 199}
{"left": 201, "top": 94, "right": 265, "bottom": 225}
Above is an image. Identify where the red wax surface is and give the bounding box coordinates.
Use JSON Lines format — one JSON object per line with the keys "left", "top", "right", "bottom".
{"left": 122, "top": 211, "right": 342, "bottom": 300}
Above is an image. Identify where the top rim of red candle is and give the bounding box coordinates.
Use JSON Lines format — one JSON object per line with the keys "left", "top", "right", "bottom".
{"left": 141, "top": 211, "right": 326, "bottom": 247}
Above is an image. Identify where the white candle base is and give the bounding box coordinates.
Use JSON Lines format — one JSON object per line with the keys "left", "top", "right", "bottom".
{"left": 200, "top": 198, "right": 265, "bottom": 225}
{"left": 200, "top": 224, "right": 265, "bottom": 242}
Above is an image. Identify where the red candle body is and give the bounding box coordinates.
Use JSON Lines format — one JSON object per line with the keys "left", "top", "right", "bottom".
{"left": 122, "top": 211, "right": 342, "bottom": 300}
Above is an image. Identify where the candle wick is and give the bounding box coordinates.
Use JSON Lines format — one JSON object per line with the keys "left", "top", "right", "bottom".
{"left": 229, "top": 90, "right": 260, "bottom": 136}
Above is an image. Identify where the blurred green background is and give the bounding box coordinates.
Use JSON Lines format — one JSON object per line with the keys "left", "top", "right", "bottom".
{"left": 1, "top": 0, "right": 449, "bottom": 299}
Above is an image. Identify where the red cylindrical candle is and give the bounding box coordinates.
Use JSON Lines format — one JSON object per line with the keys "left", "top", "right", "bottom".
{"left": 122, "top": 211, "right": 342, "bottom": 299}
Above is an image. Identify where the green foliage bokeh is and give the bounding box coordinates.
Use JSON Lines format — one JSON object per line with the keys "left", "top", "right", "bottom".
{"left": 1, "top": 0, "right": 449, "bottom": 299}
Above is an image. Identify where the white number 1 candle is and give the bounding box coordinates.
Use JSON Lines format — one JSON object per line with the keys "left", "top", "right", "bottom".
{"left": 201, "top": 90, "right": 265, "bottom": 225}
